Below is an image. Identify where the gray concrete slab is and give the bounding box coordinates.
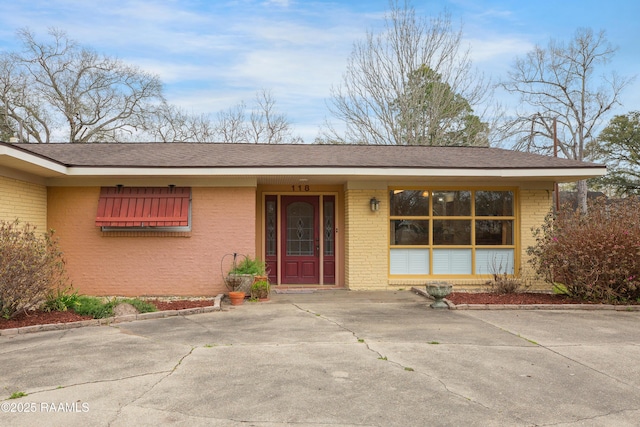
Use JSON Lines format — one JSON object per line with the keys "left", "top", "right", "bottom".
{"left": 1, "top": 290, "right": 639, "bottom": 426}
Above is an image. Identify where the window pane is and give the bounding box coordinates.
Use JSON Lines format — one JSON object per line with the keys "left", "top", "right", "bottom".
{"left": 390, "top": 220, "right": 429, "bottom": 245}
{"left": 432, "top": 191, "right": 471, "bottom": 216}
{"left": 475, "top": 191, "right": 513, "bottom": 216}
{"left": 433, "top": 220, "right": 471, "bottom": 245}
{"left": 390, "top": 249, "right": 429, "bottom": 274}
{"left": 433, "top": 249, "right": 472, "bottom": 274}
{"left": 389, "top": 190, "right": 429, "bottom": 216}
{"left": 475, "top": 249, "right": 514, "bottom": 275}
{"left": 475, "top": 220, "right": 513, "bottom": 245}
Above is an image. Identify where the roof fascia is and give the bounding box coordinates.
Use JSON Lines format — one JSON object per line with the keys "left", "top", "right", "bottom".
{"left": 0, "top": 144, "right": 68, "bottom": 176}
{"left": 63, "top": 165, "right": 607, "bottom": 181}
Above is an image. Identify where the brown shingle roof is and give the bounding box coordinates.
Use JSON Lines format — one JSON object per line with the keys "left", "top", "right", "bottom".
{"left": 8, "top": 142, "right": 603, "bottom": 170}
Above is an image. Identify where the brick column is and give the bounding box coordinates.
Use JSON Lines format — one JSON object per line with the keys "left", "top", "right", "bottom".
{"left": 345, "top": 187, "right": 388, "bottom": 289}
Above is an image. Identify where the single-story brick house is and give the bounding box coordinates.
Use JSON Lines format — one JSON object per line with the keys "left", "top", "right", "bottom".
{"left": 0, "top": 141, "right": 606, "bottom": 296}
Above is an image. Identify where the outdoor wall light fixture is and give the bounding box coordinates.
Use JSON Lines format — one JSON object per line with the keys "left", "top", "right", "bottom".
{"left": 370, "top": 197, "right": 380, "bottom": 212}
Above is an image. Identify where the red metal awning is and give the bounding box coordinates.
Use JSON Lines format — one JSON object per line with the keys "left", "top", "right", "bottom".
{"left": 96, "top": 187, "right": 190, "bottom": 227}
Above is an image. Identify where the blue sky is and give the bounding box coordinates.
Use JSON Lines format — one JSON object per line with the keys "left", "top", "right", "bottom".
{"left": 0, "top": 0, "right": 638, "bottom": 142}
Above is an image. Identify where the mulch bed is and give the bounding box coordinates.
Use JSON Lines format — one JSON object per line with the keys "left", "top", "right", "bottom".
{"left": 144, "top": 299, "right": 216, "bottom": 311}
{"left": 3, "top": 294, "right": 636, "bottom": 330}
{"left": 446, "top": 292, "right": 634, "bottom": 305}
{"left": 0, "top": 310, "right": 93, "bottom": 330}
{"left": 0, "top": 299, "right": 216, "bottom": 330}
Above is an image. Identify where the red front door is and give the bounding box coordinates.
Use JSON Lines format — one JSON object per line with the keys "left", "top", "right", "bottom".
{"left": 281, "top": 196, "right": 319, "bottom": 284}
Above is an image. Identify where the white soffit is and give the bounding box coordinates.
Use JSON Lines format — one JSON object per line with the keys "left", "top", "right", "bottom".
{"left": 63, "top": 166, "right": 606, "bottom": 179}
{"left": 0, "top": 146, "right": 67, "bottom": 177}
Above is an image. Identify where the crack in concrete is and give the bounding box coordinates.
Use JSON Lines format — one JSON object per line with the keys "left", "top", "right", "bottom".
{"left": 107, "top": 346, "right": 195, "bottom": 426}
{"left": 7, "top": 345, "right": 199, "bottom": 425}
{"left": 538, "top": 407, "right": 640, "bottom": 426}
{"left": 291, "top": 302, "right": 508, "bottom": 418}
{"left": 470, "top": 314, "right": 640, "bottom": 392}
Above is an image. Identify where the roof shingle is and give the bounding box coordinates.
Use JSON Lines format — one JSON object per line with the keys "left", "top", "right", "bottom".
{"left": 7, "top": 142, "right": 603, "bottom": 170}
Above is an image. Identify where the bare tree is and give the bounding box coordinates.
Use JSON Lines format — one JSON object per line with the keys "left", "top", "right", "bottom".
{"left": 215, "top": 102, "right": 248, "bottom": 143}
{"left": 214, "top": 89, "right": 297, "bottom": 143}
{"left": 321, "top": 0, "right": 491, "bottom": 146}
{"left": 0, "top": 28, "right": 164, "bottom": 143}
{"left": 247, "top": 89, "right": 293, "bottom": 144}
{"left": 501, "top": 28, "right": 633, "bottom": 211}
{"left": 144, "top": 102, "right": 214, "bottom": 142}
{"left": 0, "top": 55, "right": 53, "bottom": 142}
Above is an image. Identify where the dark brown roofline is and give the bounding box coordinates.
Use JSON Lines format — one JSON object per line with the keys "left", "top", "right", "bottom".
{"left": 3, "top": 141, "right": 605, "bottom": 170}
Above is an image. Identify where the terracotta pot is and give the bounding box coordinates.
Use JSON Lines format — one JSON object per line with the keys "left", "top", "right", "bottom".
{"left": 228, "top": 291, "right": 246, "bottom": 306}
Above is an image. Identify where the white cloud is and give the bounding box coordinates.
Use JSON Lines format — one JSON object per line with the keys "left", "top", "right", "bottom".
{"left": 466, "top": 36, "right": 534, "bottom": 63}
{"left": 263, "top": 0, "right": 290, "bottom": 7}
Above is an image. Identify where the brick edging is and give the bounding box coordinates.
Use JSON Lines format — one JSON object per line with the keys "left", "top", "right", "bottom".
{"left": 0, "top": 294, "right": 224, "bottom": 337}
{"left": 411, "top": 287, "right": 640, "bottom": 311}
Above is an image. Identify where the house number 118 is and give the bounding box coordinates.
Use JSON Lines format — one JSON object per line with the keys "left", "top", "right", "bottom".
{"left": 292, "top": 185, "right": 310, "bottom": 192}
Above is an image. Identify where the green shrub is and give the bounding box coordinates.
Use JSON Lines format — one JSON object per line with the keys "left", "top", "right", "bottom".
{"left": 44, "top": 286, "right": 80, "bottom": 312}
{"left": 528, "top": 197, "right": 640, "bottom": 303}
{"left": 250, "top": 280, "right": 270, "bottom": 299}
{"left": 73, "top": 296, "right": 116, "bottom": 318}
{"left": 0, "top": 219, "right": 69, "bottom": 319}
{"left": 229, "top": 256, "right": 266, "bottom": 276}
{"left": 121, "top": 298, "right": 157, "bottom": 313}
{"left": 72, "top": 296, "right": 157, "bottom": 318}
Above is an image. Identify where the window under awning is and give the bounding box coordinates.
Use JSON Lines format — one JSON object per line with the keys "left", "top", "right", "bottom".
{"left": 96, "top": 187, "right": 191, "bottom": 228}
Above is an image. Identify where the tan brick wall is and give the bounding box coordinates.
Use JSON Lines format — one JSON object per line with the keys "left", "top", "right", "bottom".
{"left": 47, "top": 186, "right": 256, "bottom": 297}
{"left": 345, "top": 189, "right": 388, "bottom": 289}
{"left": 519, "top": 188, "right": 553, "bottom": 290}
{"left": 0, "top": 176, "right": 47, "bottom": 232}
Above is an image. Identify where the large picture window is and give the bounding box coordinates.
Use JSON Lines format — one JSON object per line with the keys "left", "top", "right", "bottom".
{"left": 389, "top": 189, "right": 515, "bottom": 276}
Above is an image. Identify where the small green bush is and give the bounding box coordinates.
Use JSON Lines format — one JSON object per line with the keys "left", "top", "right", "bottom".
{"left": 73, "top": 296, "right": 116, "bottom": 318}
{"left": 44, "top": 286, "right": 80, "bottom": 312}
{"left": 72, "top": 296, "right": 157, "bottom": 318}
{"left": 250, "top": 280, "right": 270, "bottom": 299}
{"left": 121, "top": 298, "right": 157, "bottom": 313}
{"left": 0, "top": 219, "right": 70, "bottom": 319}
{"left": 229, "top": 256, "right": 266, "bottom": 276}
{"left": 528, "top": 197, "right": 640, "bottom": 303}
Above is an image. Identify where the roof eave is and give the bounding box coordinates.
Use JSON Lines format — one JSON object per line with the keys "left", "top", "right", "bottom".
{"left": 0, "top": 145, "right": 67, "bottom": 177}
{"left": 60, "top": 165, "right": 606, "bottom": 182}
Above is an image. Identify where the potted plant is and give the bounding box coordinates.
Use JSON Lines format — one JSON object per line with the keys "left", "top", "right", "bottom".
{"left": 228, "top": 291, "right": 246, "bottom": 306}
{"left": 250, "top": 279, "right": 270, "bottom": 301}
{"left": 226, "top": 256, "right": 267, "bottom": 295}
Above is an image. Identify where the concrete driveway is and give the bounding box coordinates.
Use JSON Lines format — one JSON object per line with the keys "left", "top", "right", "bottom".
{"left": 1, "top": 290, "right": 639, "bottom": 426}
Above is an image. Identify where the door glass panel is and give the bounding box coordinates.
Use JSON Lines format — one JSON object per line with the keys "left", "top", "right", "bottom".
{"left": 266, "top": 199, "right": 277, "bottom": 256}
{"left": 286, "top": 202, "right": 314, "bottom": 256}
{"left": 323, "top": 199, "right": 334, "bottom": 256}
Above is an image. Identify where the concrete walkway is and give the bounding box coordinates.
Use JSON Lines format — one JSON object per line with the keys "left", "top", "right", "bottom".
{"left": 1, "top": 290, "right": 639, "bottom": 426}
